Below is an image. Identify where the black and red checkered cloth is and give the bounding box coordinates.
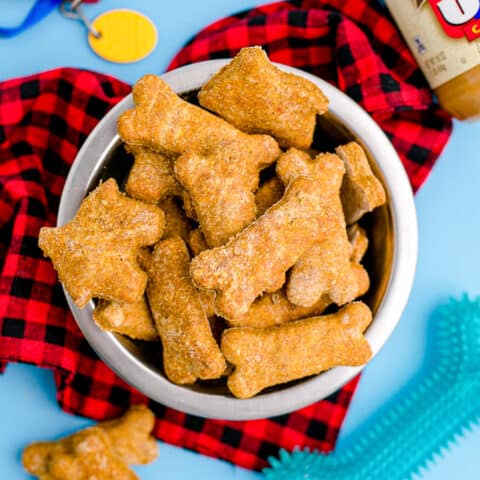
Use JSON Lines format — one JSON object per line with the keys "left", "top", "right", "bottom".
{"left": 0, "top": 0, "right": 451, "bottom": 471}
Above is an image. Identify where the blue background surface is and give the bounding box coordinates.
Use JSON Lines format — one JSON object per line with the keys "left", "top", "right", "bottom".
{"left": 0, "top": 1, "right": 479, "bottom": 478}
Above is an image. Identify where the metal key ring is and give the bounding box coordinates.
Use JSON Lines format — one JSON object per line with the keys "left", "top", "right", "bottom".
{"left": 60, "top": 0, "right": 101, "bottom": 38}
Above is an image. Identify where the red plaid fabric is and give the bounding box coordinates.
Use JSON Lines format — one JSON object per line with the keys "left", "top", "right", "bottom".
{"left": 0, "top": 0, "right": 451, "bottom": 472}
{"left": 170, "top": 0, "right": 452, "bottom": 191}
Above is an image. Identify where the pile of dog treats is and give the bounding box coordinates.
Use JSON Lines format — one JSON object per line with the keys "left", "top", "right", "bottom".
{"left": 39, "top": 47, "right": 386, "bottom": 399}
{"left": 23, "top": 405, "right": 157, "bottom": 479}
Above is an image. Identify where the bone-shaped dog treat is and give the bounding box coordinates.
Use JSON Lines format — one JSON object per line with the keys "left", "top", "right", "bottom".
{"left": 335, "top": 141, "right": 386, "bottom": 224}
{"left": 276, "top": 148, "right": 369, "bottom": 307}
{"left": 125, "top": 145, "right": 182, "bottom": 203}
{"left": 227, "top": 289, "right": 331, "bottom": 328}
{"left": 198, "top": 46, "right": 329, "bottom": 150}
{"left": 190, "top": 177, "right": 336, "bottom": 319}
{"left": 158, "top": 196, "right": 192, "bottom": 243}
{"left": 222, "top": 302, "right": 373, "bottom": 398}
{"left": 22, "top": 405, "right": 158, "bottom": 479}
{"left": 93, "top": 297, "right": 158, "bottom": 341}
{"left": 38, "top": 179, "right": 164, "bottom": 308}
{"left": 98, "top": 404, "right": 158, "bottom": 465}
{"left": 254, "top": 176, "right": 284, "bottom": 216}
{"left": 276, "top": 148, "right": 345, "bottom": 193}
{"left": 229, "top": 224, "right": 369, "bottom": 328}
{"left": 125, "top": 146, "right": 196, "bottom": 219}
{"left": 348, "top": 223, "right": 369, "bottom": 263}
{"left": 146, "top": 237, "right": 226, "bottom": 384}
{"left": 23, "top": 428, "right": 138, "bottom": 480}
{"left": 165, "top": 229, "right": 216, "bottom": 315}
{"left": 175, "top": 140, "right": 278, "bottom": 247}
{"left": 288, "top": 238, "right": 370, "bottom": 307}
{"left": 117, "top": 74, "right": 279, "bottom": 163}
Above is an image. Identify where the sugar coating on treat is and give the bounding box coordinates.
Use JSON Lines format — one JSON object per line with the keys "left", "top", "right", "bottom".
{"left": 335, "top": 141, "right": 386, "bottom": 224}
{"left": 38, "top": 178, "right": 164, "bottom": 308}
{"left": 222, "top": 302, "right": 373, "bottom": 398}
{"left": 254, "top": 176, "right": 284, "bottom": 216}
{"left": 93, "top": 298, "right": 158, "bottom": 341}
{"left": 190, "top": 176, "right": 340, "bottom": 319}
{"left": 117, "top": 74, "right": 279, "bottom": 162}
{"left": 145, "top": 237, "right": 226, "bottom": 384}
{"left": 198, "top": 46, "right": 329, "bottom": 150}
{"left": 22, "top": 405, "right": 158, "bottom": 479}
{"left": 125, "top": 145, "right": 182, "bottom": 203}
{"left": 175, "top": 140, "right": 278, "bottom": 247}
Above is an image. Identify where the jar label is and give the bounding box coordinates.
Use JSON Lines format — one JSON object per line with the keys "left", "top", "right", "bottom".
{"left": 386, "top": 0, "right": 480, "bottom": 88}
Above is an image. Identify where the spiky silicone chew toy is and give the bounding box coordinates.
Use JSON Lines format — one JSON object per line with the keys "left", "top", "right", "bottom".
{"left": 264, "top": 295, "right": 480, "bottom": 480}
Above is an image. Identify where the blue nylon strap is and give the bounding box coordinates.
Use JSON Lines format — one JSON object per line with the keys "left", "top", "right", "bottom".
{"left": 0, "top": 0, "right": 62, "bottom": 38}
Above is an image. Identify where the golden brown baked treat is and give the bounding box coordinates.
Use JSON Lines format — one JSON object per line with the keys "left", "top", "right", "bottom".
{"left": 229, "top": 224, "right": 370, "bottom": 328}
{"left": 335, "top": 141, "right": 386, "bottom": 224}
{"left": 222, "top": 302, "right": 373, "bottom": 398}
{"left": 227, "top": 290, "right": 331, "bottom": 328}
{"left": 348, "top": 223, "right": 369, "bottom": 263}
{"left": 254, "top": 176, "right": 284, "bottom": 216}
{"left": 276, "top": 148, "right": 345, "bottom": 193}
{"left": 93, "top": 298, "right": 158, "bottom": 341}
{"left": 158, "top": 196, "right": 192, "bottom": 242}
{"left": 22, "top": 405, "right": 158, "bottom": 479}
{"left": 175, "top": 140, "right": 278, "bottom": 247}
{"left": 186, "top": 231, "right": 217, "bottom": 316}
{"left": 125, "top": 145, "right": 181, "bottom": 203}
{"left": 145, "top": 237, "right": 226, "bottom": 384}
{"left": 276, "top": 148, "right": 369, "bottom": 308}
{"left": 98, "top": 404, "right": 158, "bottom": 465}
{"left": 190, "top": 177, "right": 339, "bottom": 319}
{"left": 198, "top": 46, "right": 329, "bottom": 149}
{"left": 125, "top": 146, "right": 196, "bottom": 219}
{"left": 117, "top": 74, "right": 279, "bottom": 162}
{"left": 288, "top": 238, "right": 370, "bottom": 308}
{"left": 198, "top": 288, "right": 217, "bottom": 319}
{"left": 38, "top": 178, "right": 164, "bottom": 308}
{"left": 23, "top": 428, "right": 138, "bottom": 480}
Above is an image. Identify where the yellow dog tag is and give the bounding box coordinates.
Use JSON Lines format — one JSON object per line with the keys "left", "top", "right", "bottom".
{"left": 88, "top": 9, "right": 157, "bottom": 63}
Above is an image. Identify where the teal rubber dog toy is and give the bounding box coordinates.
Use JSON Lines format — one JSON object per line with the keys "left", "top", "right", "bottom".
{"left": 264, "top": 295, "right": 480, "bottom": 480}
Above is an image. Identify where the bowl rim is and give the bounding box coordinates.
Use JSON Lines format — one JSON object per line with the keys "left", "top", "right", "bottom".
{"left": 58, "top": 59, "right": 418, "bottom": 420}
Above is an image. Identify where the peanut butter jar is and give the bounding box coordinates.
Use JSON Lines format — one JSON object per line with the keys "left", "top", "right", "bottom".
{"left": 386, "top": 0, "right": 480, "bottom": 121}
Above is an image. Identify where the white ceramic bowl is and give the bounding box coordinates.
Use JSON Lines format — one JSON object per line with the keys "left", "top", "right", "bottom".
{"left": 58, "top": 60, "right": 417, "bottom": 420}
